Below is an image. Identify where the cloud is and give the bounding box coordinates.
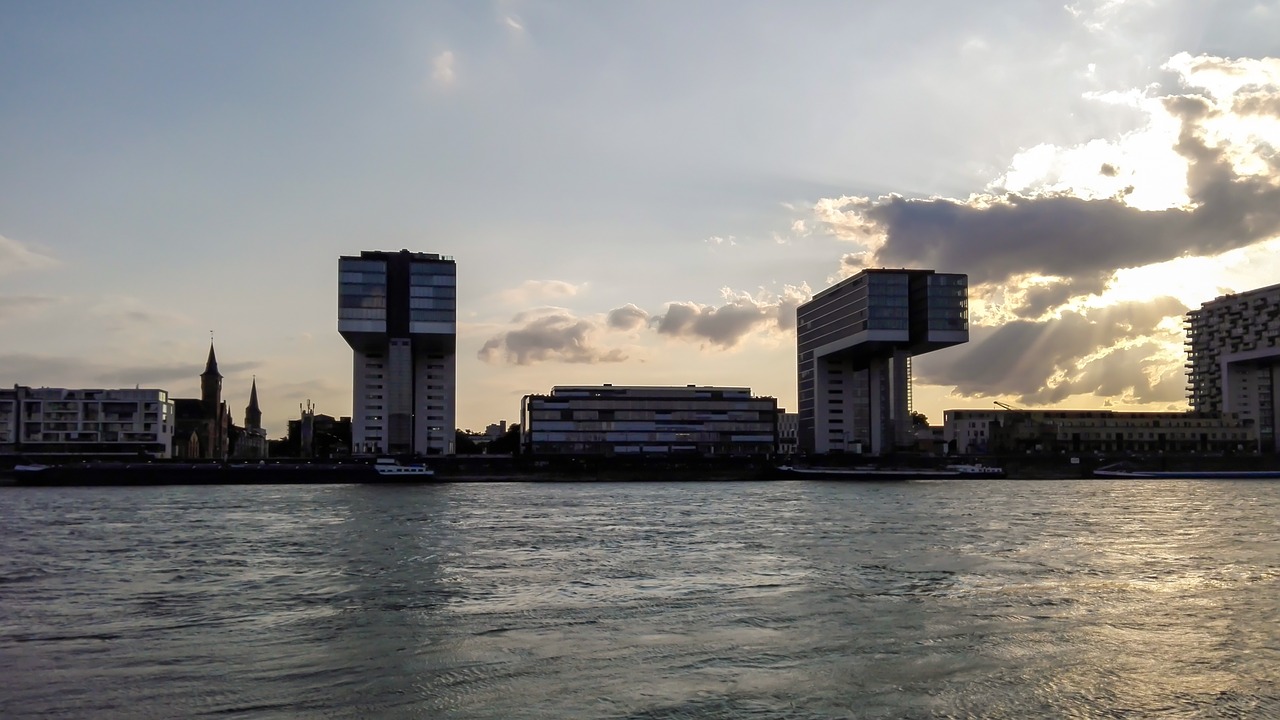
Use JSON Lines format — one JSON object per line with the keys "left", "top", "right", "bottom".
{"left": 654, "top": 284, "right": 811, "bottom": 347}
{"left": 606, "top": 303, "right": 649, "bottom": 331}
{"left": 478, "top": 308, "right": 627, "bottom": 365}
{"left": 706, "top": 235, "right": 737, "bottom": 247}
{"left": 915, "top": 297, "right": 1190, "bottom": 406}
{"left": 498, "top": 279, "right": 584, "bottom": 305}
{"left": 432, "top": 50, "right": 456, "bottom": 86}
{"left": 0, "top": 295, "right": 61, "bottom": 321}
{"left": 503, "top": 15, "right": 524, "bottom": 33}
{"left": 0, "top": 234, "right": 57, "bottom": 274}
{"left": 270, "top": 377, "right": 343, "bottom": 403}
{"left": 0, "top": 354, "right": 258, "bottom": 389}
{"left": 812, "top": 56, "right": 1280, "bottom": 302}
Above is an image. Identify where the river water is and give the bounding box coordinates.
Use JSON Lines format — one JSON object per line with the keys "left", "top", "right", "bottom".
{"left": 1, "top": 479, "right": 1276, "bottom": 719}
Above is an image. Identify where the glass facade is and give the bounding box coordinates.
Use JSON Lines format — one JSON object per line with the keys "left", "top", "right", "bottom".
{"left": 797, "top": 269, "right": 968, "bottom": 455}
{"left": 524, "top": 386, "right": 778, "bottom": 456}
{"left": 339, "top": 250, "right": 458, "bottom": 456}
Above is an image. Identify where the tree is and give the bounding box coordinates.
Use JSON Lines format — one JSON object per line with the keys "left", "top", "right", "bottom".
{"left": 910, "top": 412, "right": 930, "bottom": 428}
{"left": 455, "top": 430, "right": 480, "bottom": 455}
{"left": 488, "top": 424, "right": 521, "bottom": 455}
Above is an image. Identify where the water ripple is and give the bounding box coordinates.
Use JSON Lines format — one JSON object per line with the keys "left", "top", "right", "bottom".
{"left": 0, "top": 479, "right": 1276, "bottom": 718}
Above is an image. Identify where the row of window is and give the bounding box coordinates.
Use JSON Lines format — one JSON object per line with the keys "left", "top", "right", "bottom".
{"left": 340, "top": 271, "right": 386, "bottom": 284}
{"left": 411, "top": 310, "right": 454, "bottom": 322}
{"left": 408, "top": 272, "right": 456, "bottom": 286}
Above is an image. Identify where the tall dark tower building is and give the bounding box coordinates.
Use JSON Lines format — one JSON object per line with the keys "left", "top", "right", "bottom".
{"left": 245, "top": 376, "right": 262, "bottom": 430}
{"left": 201, "top": 341, "right": 222, "bottom": 416}
{"left": 338, "top": 250, "right": 457, "bottom": 456}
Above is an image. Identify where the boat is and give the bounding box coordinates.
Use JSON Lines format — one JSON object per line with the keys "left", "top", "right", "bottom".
{"left": 774, "top": 465, "right": 966, "bottom": 480}
{"left": 1093, "top": 462, "right": 1280, "bottom": 479}
{"left": 945, "top": 463, "right": 1007, "bottom": 478}
{"left": 7, "top": 459, "right": 437, "bottom": 486}
{"left": 374, "top": 457, "right": 434, "bottom": 478}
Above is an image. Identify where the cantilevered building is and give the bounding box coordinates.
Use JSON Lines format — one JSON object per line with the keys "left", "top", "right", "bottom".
{"left": 797, "top": 269, "right": 968, "bottom": 455}
{"left": 339, "top": 250, "right": 456, "bottom": 455}
{"left": 1186, "top": 282, "right": 1280, "bottom": 453}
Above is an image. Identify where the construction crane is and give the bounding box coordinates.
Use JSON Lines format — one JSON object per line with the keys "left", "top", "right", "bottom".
{"left": 993, "top": 400, "right": 1022, "bottom": 411}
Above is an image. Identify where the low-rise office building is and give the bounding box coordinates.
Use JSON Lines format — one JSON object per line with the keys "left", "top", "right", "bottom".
{"left": 944, "top": 409, "right": 1256, "bottom": 455}
{"left": 777, "top": 411, "right": 798, "bottom": 456}
{"left": 1, "top": 385, "right": 175, "bottom": 458}
{"left": 521, "top": 385, "right": 778, "bottom": 457}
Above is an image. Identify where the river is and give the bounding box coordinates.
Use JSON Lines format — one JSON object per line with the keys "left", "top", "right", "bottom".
{"left": 1, "top": 479, "right": 1277, "bottom": 718}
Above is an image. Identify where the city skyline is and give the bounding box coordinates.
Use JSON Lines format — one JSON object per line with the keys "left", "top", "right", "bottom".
{"left": 2, "top": 2, "right": 1279, "bottom": 436}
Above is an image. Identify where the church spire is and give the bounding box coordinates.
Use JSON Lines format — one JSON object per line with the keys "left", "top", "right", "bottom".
{"left": 245, "top": 376, "right": 262, "bottom": 430}
{"left": 202, "top": 339, "right": 222, "bottom": 380}
{"left": 200, "top": 338, "right": 222, "bottom": 415}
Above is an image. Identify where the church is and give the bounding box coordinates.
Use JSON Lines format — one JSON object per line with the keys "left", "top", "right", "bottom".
{"left": 171, "top": 342, "right": 267, "bottom": 459}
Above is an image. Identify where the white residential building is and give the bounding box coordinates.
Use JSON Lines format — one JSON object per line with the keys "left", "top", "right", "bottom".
{"left": 0, "top": 386, "right": 174, "bottom": 458}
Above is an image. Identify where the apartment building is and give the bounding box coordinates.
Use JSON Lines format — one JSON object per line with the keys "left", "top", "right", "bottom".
{"left": 0, "top": 386, "right": 174, "bottom": 458}
{"left": 943, "top": 409, "right": 1256, "bottom": 455}
{"left": 1186, "top": 282, "right": 1280, "bottom": 453}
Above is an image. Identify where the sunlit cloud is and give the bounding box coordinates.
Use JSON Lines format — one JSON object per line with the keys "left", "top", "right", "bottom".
{"left": 805, "top": 52, "right": 1280, "bottom": 411}
{"left": 432, "top": 50, "right": 456, "bottom": 86}
{"left": 498, "top": 279, "right": 585, "bottom": 305}
{"left": 0, "top": 234, "right": 58, "bottom": 273}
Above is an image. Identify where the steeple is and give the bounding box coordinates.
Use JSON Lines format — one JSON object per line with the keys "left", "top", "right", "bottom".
{"left": 202, "top": 340, "right": 222, "bottom": 380}
{"left": 201, "top": 339, "right": 222, "bottom": 413}
{"left": 245, "top": 376, "right": 262, "bottom": 430}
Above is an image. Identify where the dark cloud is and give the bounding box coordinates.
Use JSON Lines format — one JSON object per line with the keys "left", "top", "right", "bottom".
{"left": 914, "top": 297, "right": 1189, "bottom": 405}
{"left": 1012, "top": 280, "right": 1081, "bottom": 318}
{"left": 823, "top": 86, "right": 1280, "bottom": 299}
{"left": 653, "top": 285, "right": 811, "bottom": 347}
{"left": 655, "top": 300, "right": 770, "bottom": 348}
{"left": 481, "top": 285, "right": 812, "bottom": 364}
{"left": 1233, "top": 93, "right": 1280, "bottom": 117}
{"left": 1099, "top": 163, "right": 1119, "bottom": 177}
{"left": 607, "top": 303, "right": 650, "bottom": 331}
{"left": 478, "top": 310, "right": 626, "bottom": 365}
{"left": 94, "top": 361, "right": 258, "bottom": 387}
{"left": 0, "top": 354, "right": 257, "bottom": 389}
{"left": 270, "top": 378, "right": 343, "bottom": 403}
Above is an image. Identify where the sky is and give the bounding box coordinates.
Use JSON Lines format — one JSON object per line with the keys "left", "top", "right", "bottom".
{"left": 2, "top": 0, "right": 1279, "bottom": 437}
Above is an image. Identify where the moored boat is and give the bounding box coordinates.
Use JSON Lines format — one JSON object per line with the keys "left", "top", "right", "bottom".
{"left": 1093, "top": 462, "right": 1280, "bottom": 479}
{"left": 8, "top": 460, "right": 436, "bottom": 486}
{"left": 374, "top": 457, "right": 434, "bottom": 478}
{"left": 945, "top": 463, "right": 1007, "bottom": 478}
{"left": 775, "top": 465, "right": 964, "bottom": 480}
